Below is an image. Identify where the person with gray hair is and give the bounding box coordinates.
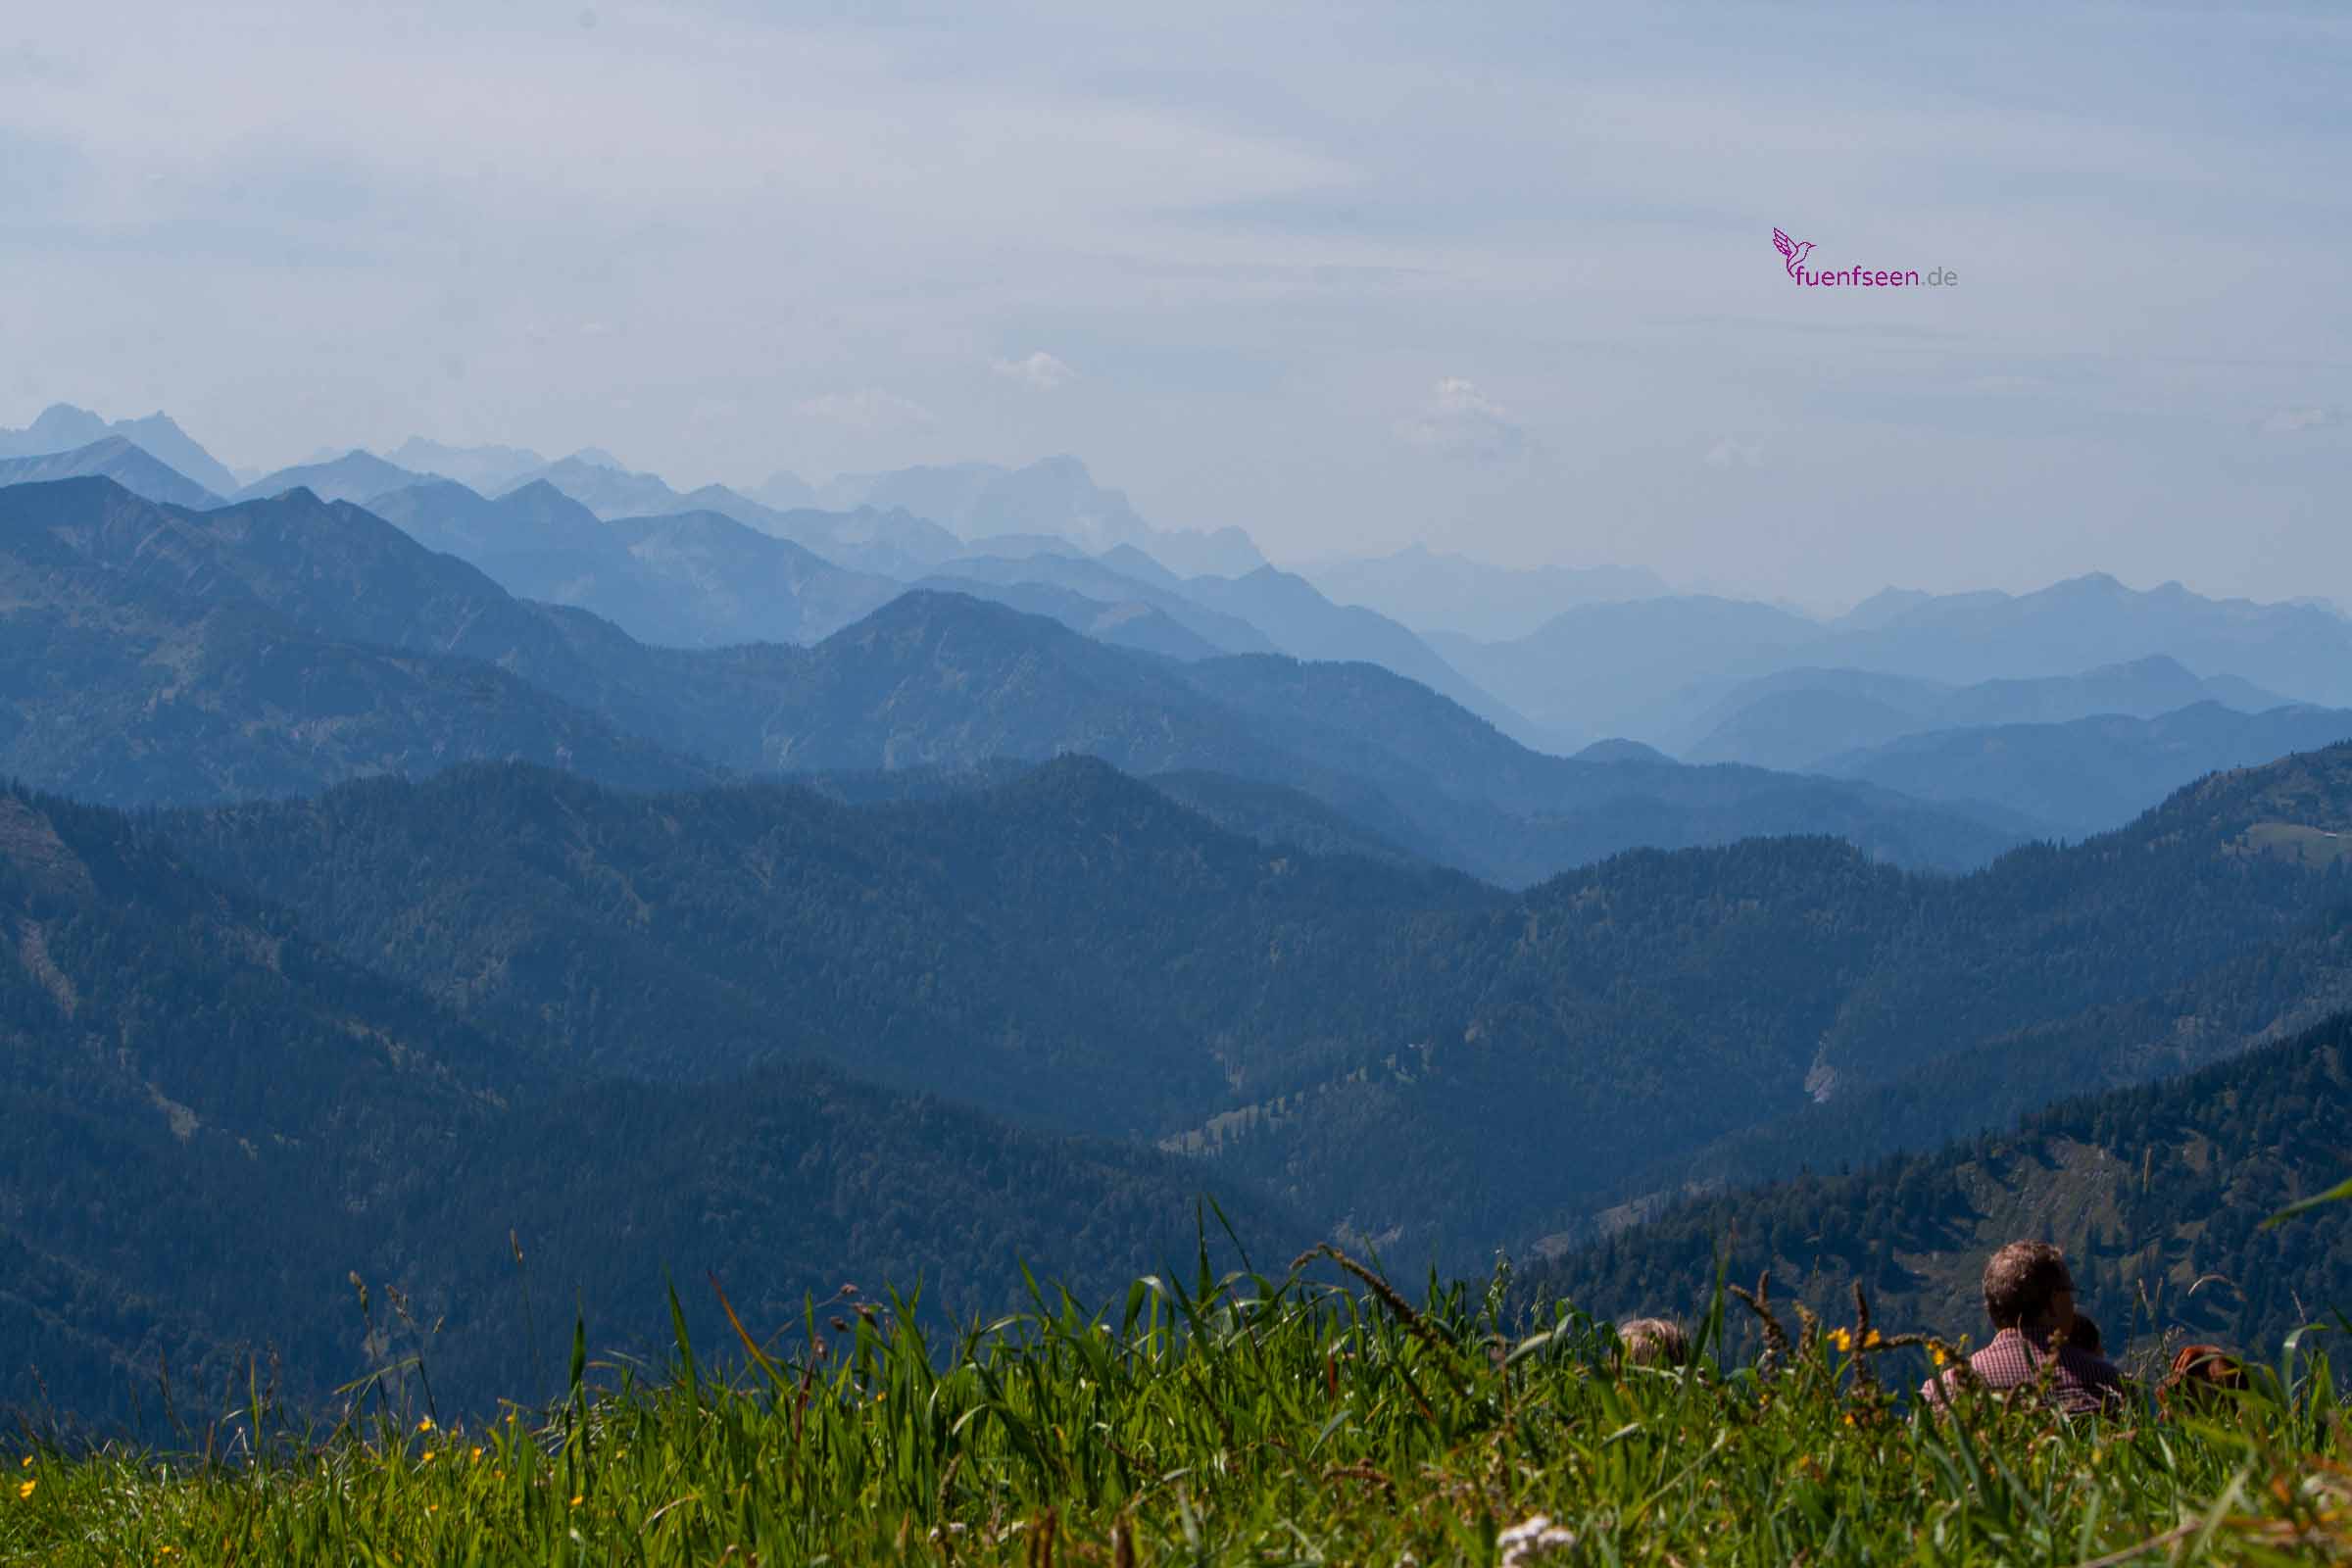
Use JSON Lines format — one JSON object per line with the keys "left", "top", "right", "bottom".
{"left": 1618, "top": 1316, "right": 1690, "bottom": 1368}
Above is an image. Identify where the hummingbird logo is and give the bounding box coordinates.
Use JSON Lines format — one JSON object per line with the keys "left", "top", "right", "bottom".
{"left": 1773, "top": 227, "right": 1814, "bottom": 278}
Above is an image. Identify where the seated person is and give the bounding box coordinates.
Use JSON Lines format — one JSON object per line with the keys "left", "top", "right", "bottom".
{"left": 2157, "top": 1343, "right": 2248, "bottom": 1415}
{"left": 1617, "top": 1316, "right": 1690, "bottom": 1368}
{"left": 1920, "top": 1241, "right": 2126, "bottom": 1416}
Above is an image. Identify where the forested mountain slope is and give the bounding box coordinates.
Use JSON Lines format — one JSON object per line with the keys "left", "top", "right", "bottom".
{"left": 19, "top": 720, "right": 2352, "bottom": 1419}
{"left": 164, "top": 760, "right": 1496, "bottom": 1124}
{"left": 0, "top": 480, "right": 704, "bottom": 804}
{"left": 1817, "top": 701, "right": 2352, "bottom": 838}
{"left": 0, "top": 782, "right": 1295, "bottom": 1424}
{"left": 159, "top": 743, "right": 2352, "bottom": 1268}
{"left": 1529, "top": 1008, "right": 2352, "bottom": 1360}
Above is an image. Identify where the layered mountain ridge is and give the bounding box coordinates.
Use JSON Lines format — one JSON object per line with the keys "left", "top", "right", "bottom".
{"left": 0, "top": 476, "right": 2023, "bottom": 886}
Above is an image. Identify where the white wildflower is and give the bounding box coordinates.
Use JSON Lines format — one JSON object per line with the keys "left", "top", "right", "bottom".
{"left": 1497, "top": 1513, "right": 1577, "bottom": 1565}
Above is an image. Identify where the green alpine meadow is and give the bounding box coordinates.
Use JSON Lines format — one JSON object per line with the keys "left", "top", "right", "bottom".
{"left": 7, "top": 1240, "right": 2352, "bottom": 1565}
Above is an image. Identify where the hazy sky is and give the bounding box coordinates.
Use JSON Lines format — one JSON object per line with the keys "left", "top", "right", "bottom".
{"left": 4, "top": 2, "right": 2348, "bottom": 607}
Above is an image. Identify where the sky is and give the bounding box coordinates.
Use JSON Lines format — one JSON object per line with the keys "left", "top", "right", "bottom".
{"left": 3, "top": 1, "right": 2349, "bottom": 609}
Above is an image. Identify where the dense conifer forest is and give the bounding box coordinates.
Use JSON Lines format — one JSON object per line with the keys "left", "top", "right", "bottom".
{"left": 1530, "top": 1009, "right": 2352, "bottom": 1358}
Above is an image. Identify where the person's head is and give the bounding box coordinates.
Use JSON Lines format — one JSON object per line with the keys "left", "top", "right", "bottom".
{"left": 2158, "top": 1344, "right": 2248, "bottom": 1416}
{"left": 1983, "top": 1241, "right": 2076, "bottom": 1333}
{"left": 1618, "top": 1317, "right": 1690, "bottom": 1368}
{"left": 2066, "top": 1313, "right": 2103, "bottom": 1356}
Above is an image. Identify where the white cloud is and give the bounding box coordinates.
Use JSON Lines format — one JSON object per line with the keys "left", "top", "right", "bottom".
{"left": 1396, "top": 377, "right": 1528, "bottom": 462}
{"left": 1702, "top": 438, "right": 1766, "bottom": 468}
{"left": 991, "top": 351, "right": 1077, "bottom": 391}
{"left": 2260, "top": 406, "right": 2342, "bottom": 434}
{"left": 792, "top": 388, "right": 939, "bottom": 432}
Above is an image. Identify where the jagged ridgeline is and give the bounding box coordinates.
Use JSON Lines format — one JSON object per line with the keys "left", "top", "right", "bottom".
{"left": 1525, "top": 1007, "right": 2352, "bottom": 1357}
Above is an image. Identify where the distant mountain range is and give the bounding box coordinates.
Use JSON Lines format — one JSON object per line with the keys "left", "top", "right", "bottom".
{"left": 21, "top": 413, "right": 2352, "bottom": 860}
{"left": 907, "top": 575, "right": 1226, "bottom": 662}
{"left": 822, "top": 455, "right": 1266, "bottom": 577}
{"left": 1172, "top": 566, "right": 1539, "bottom": 744}
{"left": 0, "top": 477, "right": 2023, "bottom": 887}
{"left": 503, "top": 452, "right": 729, "bottom": 520}
{"left": 0, "top": 479, "right": 705, "bottom": 806}
{"left": 1683, "top": 656, "right": 2289, "bottom": 770}
{"left": 224, "top": 442, "right": 969, "bottom": 580}
{"left": 1817, "top": 700, "right": 2352, "bottom": 838}
{"left": 923, "top": 552, "right": 1277, "bottom": 654}
{"left": 17, "top": 446, "right": 2352, "bottom": 1417}
{"left": 18, "top": 407, "right": 2352, "bottom": 749}
{"left": 384, "top": 436, "right": 550, "bottom": 493}
{"left": 18, "top": 400, "right": 2352, "bottom": 1452}
{"left": 367, "top": 479, "right": 903, "bottom": 647}
{"left": 1442, "top": 576, "right": 2352, "bottom": 743}
{"left": 0, "top": 437, "right": 222, "bottom": 509}
{"left": 1435, "top": 595, "right": 1819, "bottom": 746}
{"left": 481, "top": 453, "right": 965, "bottom": 579}
{"left": 0, "top": 403, "right": 239, "bottom": 496}
{"left": 1301, "top": 544, "right": 1670, "bottom": 641}
{"left": 363, "top": 469, "right": 1550, "bottom": 750}
{"left": 235, "top": 448, "right": 428, "bottom": 504}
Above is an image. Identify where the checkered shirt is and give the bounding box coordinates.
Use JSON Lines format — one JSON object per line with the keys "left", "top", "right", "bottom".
{"left": 1920, "top": 1327, "right": 2127, "bottom": 1416}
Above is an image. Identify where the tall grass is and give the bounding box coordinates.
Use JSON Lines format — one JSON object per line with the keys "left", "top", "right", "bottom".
{"left": 5, "top": 1247, "right": 2348, "bottom": 1564}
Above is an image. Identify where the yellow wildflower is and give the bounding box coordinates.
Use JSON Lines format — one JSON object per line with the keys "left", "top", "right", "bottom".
{"left": 1827, "top": 1328, "right": 1853, "bottom": 1353}
{"left": 1930, "top": 1346, "right": 1949, "bottom": 1367}
{"left": 570, "top": 1494, "right": 585, "bottom": 1508}
{"left": 1864, "top": 1330, "right": 1883, "bottom": 1348}
{"left": 421, "top": 1450, "right": 437, "bottom": 1464}
{"left": 416, "top": 1416, "right": 434, "bottom": 1433}
{"left": 470, "top": 1446, "right": 484, "bottom": 1463}
{"left": 16, "top": 1480, "right": 33, "bottom": 1500}
{"left": 16, "top": 1457, "right": 27, "bottom": 1469}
